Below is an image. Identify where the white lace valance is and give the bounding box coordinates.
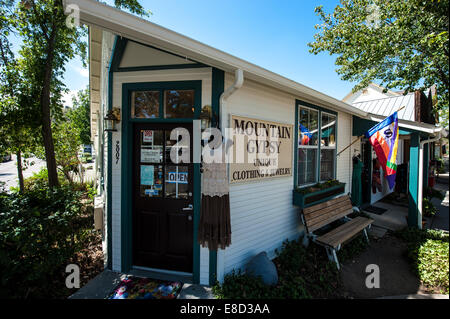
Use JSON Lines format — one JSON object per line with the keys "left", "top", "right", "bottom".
{"left": 201, "top": 162, "right": 229, "bottom": 197}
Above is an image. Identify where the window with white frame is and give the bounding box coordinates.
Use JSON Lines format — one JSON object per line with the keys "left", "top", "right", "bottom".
{"left": 297, "top": 104, "right": 337, "bottom": 187}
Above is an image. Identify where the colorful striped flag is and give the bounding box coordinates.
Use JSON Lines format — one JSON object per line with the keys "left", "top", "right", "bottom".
{"left": 299, "top": 123, "right": 312, "bottom": 145}
{"left": 365, "top": 112, "right": 399, "bottom": 190}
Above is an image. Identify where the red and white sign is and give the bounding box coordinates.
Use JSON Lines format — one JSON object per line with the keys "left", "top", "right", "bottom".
{"left": 143, "top": 130, "right": 153, "bottom": 143}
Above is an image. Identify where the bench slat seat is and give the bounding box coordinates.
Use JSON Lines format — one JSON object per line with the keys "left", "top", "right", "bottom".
{"left": 316, "top": 216, "right": 374, "bottom": 249}
{"left": 300, "top": 195, "right": 374, "bottom": 269}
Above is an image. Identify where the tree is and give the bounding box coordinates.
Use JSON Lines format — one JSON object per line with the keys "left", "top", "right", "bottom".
{"left": 7, "top": 0, "right": 149, "bottom": 189}
{"left": 67, "top": 86, "right": 91, "bottom": 146}
{"left": 51, "top": 120, "right": 82, "bottom": 184}
{"left": 0, "top": 0, "right": 40, "bottom": 192}
{"left": 308, "top": 0, "right": 449, "bottom": 116}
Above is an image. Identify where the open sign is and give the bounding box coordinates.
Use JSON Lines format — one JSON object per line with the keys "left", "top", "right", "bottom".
{"left": 167, "top": 172, "right": 188, "bottom": 184}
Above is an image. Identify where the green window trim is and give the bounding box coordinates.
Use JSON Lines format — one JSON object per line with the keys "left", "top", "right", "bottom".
{"left": 294, "top": 99, "right": 338, "bottom": 189}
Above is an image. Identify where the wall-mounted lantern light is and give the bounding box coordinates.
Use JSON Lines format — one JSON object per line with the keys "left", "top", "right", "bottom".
{"left": 104, "top": 107, "right": 120, "bottom": 132}
{"left": 200, "top": 105, "right": 218, "bottom": 130}
{"left": 199, "top": 106, "right": 211, "bottom": 130}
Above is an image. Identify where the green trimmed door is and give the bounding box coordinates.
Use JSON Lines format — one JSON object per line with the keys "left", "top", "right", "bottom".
{"left": 132, "top": 123, "right": 194, "bottom": 272}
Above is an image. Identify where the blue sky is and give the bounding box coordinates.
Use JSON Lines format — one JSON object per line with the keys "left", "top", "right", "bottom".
{"left": 17, "top": 0, "right": 357, "bottom": 105}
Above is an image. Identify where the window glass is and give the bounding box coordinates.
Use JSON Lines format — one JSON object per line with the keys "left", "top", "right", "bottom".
{"left": 320, "top": 149, "right": 336, "bottom": 181}
{"left": 164, "top": 90, "right": 195, "bottom": 118}
{"left": 165, "top": 128, "right": 191, "bottom": 163}
{"left": 140, "top": 165, "right": 163, "bottom": 197}
{"left": 140, "top": 130, "right": 163, "bottom": 163}
{"left": 298, "top": 148, "right": 317, "bottom": 185}
{"left": 321, "top": 113, "right": 336, "bottom": 147}
{"left": 165, "top": 166, "right": 189, "bottom": 199}
{"left": 298, "top": 107, "right": 318, "bottom": 146}
{"left": 131, "top": 91, "right": 160, "bottom": 118}
{"left": 297, "top": 105, "right": 337, "bottom": 187}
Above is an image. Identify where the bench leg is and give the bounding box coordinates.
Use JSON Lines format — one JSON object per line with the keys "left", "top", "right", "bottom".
{"left": 363, "top": 228, "right": 370, "bottom": 243}
{"left": 302, "top": 234, "right": 310, "bottom": 248}
{"left": 325, "top": 247, "right": 340, "bottom": 270}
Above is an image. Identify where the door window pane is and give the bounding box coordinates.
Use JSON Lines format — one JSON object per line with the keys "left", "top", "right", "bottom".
{"left": 164, "top": 90, "right": 195, "bottom": 118}
{"left": 165, "top": 166, "right": 189, "bottom": 199}
{"left": 132, "top": 91, "right": 160, "bottom": 118}
{"left": 298, "top": 148, "right": 317, "bottom": 186}
{"left": 165, "top": 128, "right": 191, "bottom": 164}
{"left": 320, "top": 149, "right": 336, "bottom": 181}
{"left": 321, "top": 113, "right": 336, "bottom": 147}
{"left": 140, "top": 165, "right": 163, "bottom": 197}
{"left": 141, "top": 130, "right": 163, "bottom": 163}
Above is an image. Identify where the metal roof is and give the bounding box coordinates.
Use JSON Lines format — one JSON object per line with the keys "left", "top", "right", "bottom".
{"left": 352, "top": 93, "right": 416, "bottom": 121}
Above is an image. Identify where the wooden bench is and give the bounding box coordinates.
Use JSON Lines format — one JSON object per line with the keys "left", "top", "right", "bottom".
{"left": 300, "top": 195, "right": 374, "bottom": 270}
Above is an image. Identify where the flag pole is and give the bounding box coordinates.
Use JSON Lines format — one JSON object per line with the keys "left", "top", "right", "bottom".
{"left": 336, "top": 135, "right": 364, "bottom": 157}
{"left": 336, "top": 105, "right": 406, "bottom": 157}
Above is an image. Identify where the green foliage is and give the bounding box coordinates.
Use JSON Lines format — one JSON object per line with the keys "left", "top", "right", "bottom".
{"left": 0, "top": 185, "right": 89, "bottom": 298}
{"left": 67, "top": 86, "right": 91, "bottom": 146}
{"left": 114, "top": 0, "right": 152, "bottom": 17}
{"left": 422, "top": 197, "right": 437, "bottom": 217}
{"left": 1, "top": 0, "right": 149, "bottom": 188}
{"left": 212, "top": 270, "right": 275, "bottom": 299}
{"left": 395, "top": 228, "right": 449, "bottom": 294}
{"left": 309, "top": 0, "right": 449, "bottom": 113}
{"left": 213, "top": 238, "right": 350, "bottom": 299}
{"left": 424, "top": 186, "right": 445, "bottom": 201}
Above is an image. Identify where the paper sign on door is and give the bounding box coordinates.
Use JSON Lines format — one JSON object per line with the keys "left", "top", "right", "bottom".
{"left": 141, "top": 148, "right": 161, "bottom": 163}
{"left": 140, "top": 165, "right": 154, "bottom": 185}
{"left": 143, "top": 130, "right": 153, "bottom": 143}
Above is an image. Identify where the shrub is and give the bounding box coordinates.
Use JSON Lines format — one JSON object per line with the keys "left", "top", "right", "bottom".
{"left": 0, "top": 186, "right": 89, "bottom": 298}
{"left": 395, "top": 228, "right": 449, "bottom": 294}
{"left": 424, "top": 187, "right": 445, "bottom": 201}
{"left": 422, "top": 198, "right": 437, "bottom": 217}
{"left": 213, "top": 237, "right": 346, "bottom": 299}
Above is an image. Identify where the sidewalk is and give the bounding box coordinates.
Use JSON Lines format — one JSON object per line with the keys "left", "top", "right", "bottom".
{"left": 429, "top": 182, "right": 449, "bottom": 231}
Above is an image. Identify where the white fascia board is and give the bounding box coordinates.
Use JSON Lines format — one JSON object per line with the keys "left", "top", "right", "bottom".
{"left": 63, "top": 0, "right": 367, "bottom": 118}
{"left": 366, "top": 113, "right": 444, "bottom": 134}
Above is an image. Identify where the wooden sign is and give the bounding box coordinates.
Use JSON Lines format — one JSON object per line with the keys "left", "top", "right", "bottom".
{"left": 230, "top": 115, "right": 293, "bottom": 183}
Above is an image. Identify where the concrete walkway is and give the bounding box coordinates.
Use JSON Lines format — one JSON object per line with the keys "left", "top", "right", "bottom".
{"left": 340, "top": 234, "right": 423, "bottom": 299}
{"left": 69, "top": 270, "right": 123, "bottom": 299}
{"left": 429, "top": 182, "right": 449, "bottom": 231}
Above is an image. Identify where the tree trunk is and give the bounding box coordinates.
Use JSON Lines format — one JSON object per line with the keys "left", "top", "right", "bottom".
{"left": 16, "top": 150, "right": 24, "bottom": 193}
{"left": 40, "top": 24, "right": 59, "bottom": 188}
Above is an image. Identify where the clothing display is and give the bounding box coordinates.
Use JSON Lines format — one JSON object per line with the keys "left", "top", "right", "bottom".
{"left": 351, "top": 157, "right": 363, "bottom": 207}
{"left": 198, "top": 162, "right": 231, "bottom": 250}
{"left": 372, "top": 158, "right": 382, "bottom": 193}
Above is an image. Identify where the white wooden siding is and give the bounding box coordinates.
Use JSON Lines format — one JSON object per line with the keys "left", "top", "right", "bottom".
{"left": 336, "top": 111, "right": 353, "bottom": 193}
{"left": 219, "top": 74, "right": 303, "bottom": 281}
{"left": 111, "top": 67, "right": 212, "bottom": 284}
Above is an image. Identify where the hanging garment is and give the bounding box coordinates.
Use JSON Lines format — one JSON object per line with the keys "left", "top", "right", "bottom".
{"left": 198, "top": 162, "right": 231, "bottom": 250}
{"left": 351, "top": 158, "right": 363, "bottom": 207}
{"left": 372, "top": 168, "right": 382, "bottom": 193}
